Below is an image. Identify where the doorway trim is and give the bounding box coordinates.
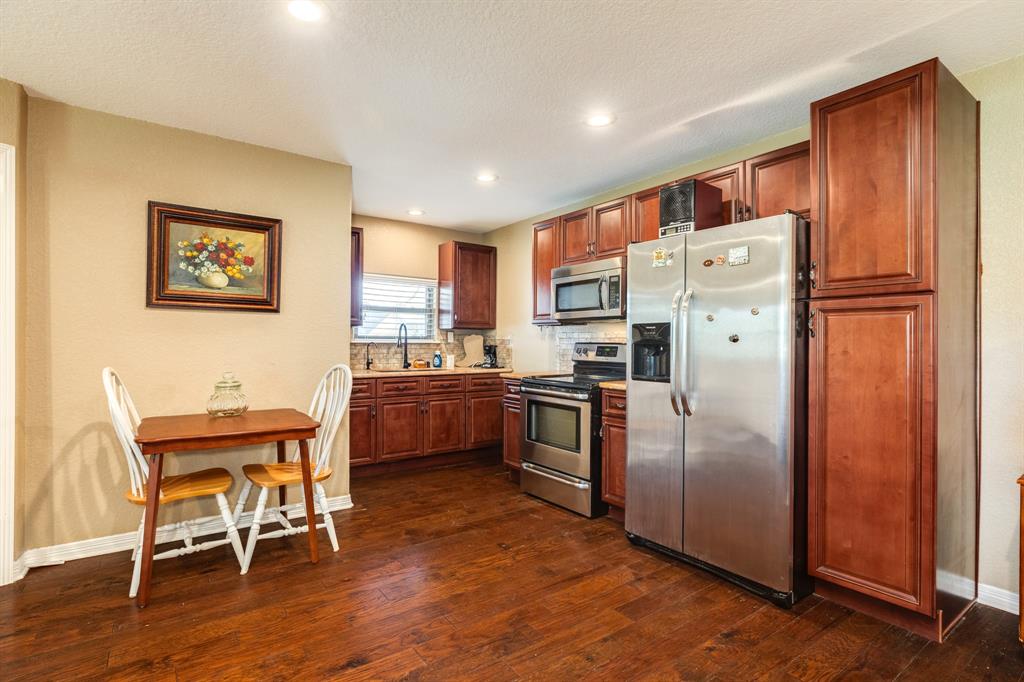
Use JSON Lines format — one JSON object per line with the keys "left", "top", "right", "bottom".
{"left": 0, "top": 143, "right": 16, "bottom": 585}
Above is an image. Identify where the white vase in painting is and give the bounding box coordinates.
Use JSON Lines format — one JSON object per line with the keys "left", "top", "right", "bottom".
{"left": 196, "top": 271, "right": 230, "bottom": 289}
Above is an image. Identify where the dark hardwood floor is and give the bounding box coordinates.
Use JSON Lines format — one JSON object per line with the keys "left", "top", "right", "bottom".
{"left": 1, "top": 460, "right": 1020, "bottom": 680}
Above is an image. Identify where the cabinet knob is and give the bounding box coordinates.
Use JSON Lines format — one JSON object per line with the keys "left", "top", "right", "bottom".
{"left": 809, "top": 260, "right": 817, "bottom": 289}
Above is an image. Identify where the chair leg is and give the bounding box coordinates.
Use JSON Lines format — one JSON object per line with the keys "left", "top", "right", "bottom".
{"left": 129, "top": 515, "right": 145, "bottom": 598}
{"left": 215, "top": 492, "right": 245, "bottom": 567}
{"left": 232, "top": 480, "right": 253, "bottom": 526}
{"left": 240, "top": 487, "right": 269, "bottom": 575}
{"left": 315, "top": 482, "right": 339, "bottom": 552}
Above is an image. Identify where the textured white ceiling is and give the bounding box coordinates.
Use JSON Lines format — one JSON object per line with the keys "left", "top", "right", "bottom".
{"left": 2, "top": 0, "right": 1022, "bottom": 231}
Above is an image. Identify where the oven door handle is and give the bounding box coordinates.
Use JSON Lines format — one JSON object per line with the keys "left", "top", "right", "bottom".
{"left": 522, "top": 462, "right": 590, "bottom": 490}
{"left": 520, "top": 386, "right": 590, "bottom": 401}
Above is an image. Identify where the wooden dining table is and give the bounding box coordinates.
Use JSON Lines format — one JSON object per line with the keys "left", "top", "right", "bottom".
{"left": 133, "top": 408, "right": 321, "bottom": 608}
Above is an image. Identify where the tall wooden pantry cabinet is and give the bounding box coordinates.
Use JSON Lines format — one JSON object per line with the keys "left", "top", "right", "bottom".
{"left": 806, "top": 58, "right": 979, "bottom": 641}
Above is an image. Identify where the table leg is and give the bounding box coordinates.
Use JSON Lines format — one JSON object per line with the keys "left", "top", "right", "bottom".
{"left": 276, "top": 441, "right": 287, "bottom": 508}
{"left": 298, "top": 439, "right": 319, "bottom": 564}
{"left": 137, "top": 453, "right": 163, "bottom": 608}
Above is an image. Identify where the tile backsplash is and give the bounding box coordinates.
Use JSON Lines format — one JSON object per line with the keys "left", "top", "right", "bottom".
{"left": 351, "top": 332, "right": 512, "bottom": 370}
{"left": 554, "top": 323, "right": 627, "bottom": 371}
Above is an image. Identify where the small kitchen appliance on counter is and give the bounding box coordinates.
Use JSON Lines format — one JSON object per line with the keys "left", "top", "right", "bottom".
{"left": 481, "top": 344, "right": 500, "bottom": 368}
{"left": 519, "top": 342, "right": 626, "bottom": 517}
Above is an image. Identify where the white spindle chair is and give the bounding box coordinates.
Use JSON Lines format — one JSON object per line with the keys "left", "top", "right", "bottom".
{"left": 102, "top": 368, "right": 245, "bottom": 596}
{"left": 232, "top": 364, "right": 352, "bottom": 574}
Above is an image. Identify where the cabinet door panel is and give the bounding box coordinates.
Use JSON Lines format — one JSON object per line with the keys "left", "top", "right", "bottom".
{"left": 560, "top": 208, "right": 593, "bottom": 265}
{"left": 503, "top": 401, "right": 522, "bottom": 469}
{"left": 811, "top": 64, "right": 934, "bottom": 296}
{"left": 632, "top": 186, "right": 663, "bottom": 243}
{"left": 808, "top": 295, "right": 934, "bottom": 614}
{"left": 593, "top": 197, "right": 630, "bottom": 258}
{"left": 467, "top": 393, "right": 504, "bottom": 449}
{"left": 745, "top": 142, "right": 810, "bottom": 219}
{"left": 454, "top": 243, "right": 497, "bottom": 328}
{"left": 601, "top": 417, "right": 627, "bottom": 508}
{"left": 377, "top": 398, "right": 423, "bottom": 461}
{"left": 532, "top": 218, "right": 559, "bottom": 324}
{"left": 348, "top": 400, "right": 376, "bottom": 466}
{"left": 691, "top": 162, "right": 744, "bottom": 225}
{"left": 424, "top": 396, "right": 465, "bottom": 455}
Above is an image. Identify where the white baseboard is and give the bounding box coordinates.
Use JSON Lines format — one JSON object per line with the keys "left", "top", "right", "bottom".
{"left": 14, "top": 495, "right": 352, "bottom": 574}
{"left": 979, "top": 582, "right": 1020, "bottom": 615}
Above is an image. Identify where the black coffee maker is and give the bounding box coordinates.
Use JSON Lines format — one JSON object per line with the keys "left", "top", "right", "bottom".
{"left": 482, "top": 344, "right": 499, "bottom": 368}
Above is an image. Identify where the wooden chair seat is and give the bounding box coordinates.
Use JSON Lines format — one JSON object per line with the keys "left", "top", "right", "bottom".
{"left": 124, "top": 467, "right": 234, "bottom": 505}
{"left": 242, "top": 462, "right": 333, "bottom": 489}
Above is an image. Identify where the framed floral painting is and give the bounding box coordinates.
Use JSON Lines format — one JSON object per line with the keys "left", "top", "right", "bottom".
{"left": 147, "top": 201, "right": 282, "bottom": 312}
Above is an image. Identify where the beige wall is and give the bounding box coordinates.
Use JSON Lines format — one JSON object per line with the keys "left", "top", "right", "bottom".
{"left": 484, "top": 126, "right": 811, "bottom": 372}
{"left": 0, "top": 79, "right": 28, "bottom": 557}
{"left": 961, "top": 55, "right": 1024, "bottom": 599}
{"left": 353, "top": 213, "right": 484, "bottom": 281}
{"left": 21, "top": 100, "right": 352, "bottom": 550}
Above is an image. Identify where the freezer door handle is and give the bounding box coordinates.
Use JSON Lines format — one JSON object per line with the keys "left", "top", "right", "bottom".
{"left": 669, "top": 288, "right": 684, "bottom": 416}
{"left": 678, "top": 288, "right": 694, "bottom": 416}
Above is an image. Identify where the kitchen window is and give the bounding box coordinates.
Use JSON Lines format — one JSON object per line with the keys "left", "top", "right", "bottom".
{"left": 353, "top": 273, "right": 438, "bottom": 341}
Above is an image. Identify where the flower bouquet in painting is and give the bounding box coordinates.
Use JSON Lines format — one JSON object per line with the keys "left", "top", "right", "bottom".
{"left": 147, "top": 201, "right": 281, "bottom": 312}
{"left": 177, "top": 233, "right": 258, "bottom": 289}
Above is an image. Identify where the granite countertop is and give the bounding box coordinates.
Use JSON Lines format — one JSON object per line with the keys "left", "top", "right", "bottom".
{"left": 499, "top": 371, "right": 564, "bottom": 380}
{"left": 598, "top": 380, "right": 627, "bottom": 391}
{"left": 351, "top": 367, "right": 510, "bottom": 379}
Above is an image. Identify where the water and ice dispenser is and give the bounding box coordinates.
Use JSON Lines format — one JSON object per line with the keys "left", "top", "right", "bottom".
{"left": 631, "top": 323, "right": 671, "bottom": 382}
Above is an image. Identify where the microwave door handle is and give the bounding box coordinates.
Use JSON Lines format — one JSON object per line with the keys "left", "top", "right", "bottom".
{"left": 679, "top": 288, "right": 694, "bottom": 416}
{"left": 598, "top": 275, "right": 607, "bottom": 310}
{"left": 669, "top": 289, "right": 683, "bottom": 416}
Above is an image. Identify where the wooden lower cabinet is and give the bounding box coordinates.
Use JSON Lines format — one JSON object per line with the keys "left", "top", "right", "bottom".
{"left": 424, "top": 395, "right": 465, "bottom": 455}
{"left": 601, "top": 416, "right": 627, "bottom": 508}
{"left": 808, "top": 294, "right": 934, "bottom": 614}
{"left": 376, "top": 397, "right": 423, "bottom": 461}
{"left": 348, "top": 400, "right": 377, "bottom": 467}
{"left": 467, "top": 392, "right": 504, "bottom": 449}
{"left": 350, "top": 373, "right": 508, "bottom": 467}
{"left": 502, "top": 398, "right": 521, "bottom": 469}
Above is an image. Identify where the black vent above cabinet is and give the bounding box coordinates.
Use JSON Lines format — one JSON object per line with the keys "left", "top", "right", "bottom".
{"left": 658, "top": 179, "right": 724, "bottom": 238}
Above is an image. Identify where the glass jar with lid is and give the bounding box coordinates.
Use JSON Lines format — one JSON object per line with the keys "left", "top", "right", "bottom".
{"left": 207, "top": 372, "right": 248, "bottom": 417}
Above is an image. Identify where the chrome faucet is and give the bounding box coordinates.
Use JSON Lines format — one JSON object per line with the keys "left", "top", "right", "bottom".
{"left": 365, "top": 342, "right": 376, "bottom": 370}
{"left": 397, "top": 323, "right": 411, "bottom": 369}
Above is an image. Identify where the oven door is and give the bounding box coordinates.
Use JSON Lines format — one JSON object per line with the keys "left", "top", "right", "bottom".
{"left": 551, "top": 269, "right": 623, "bottom": 321}
{"left": 520, "top": 388, "right": 592, "bottom": 479}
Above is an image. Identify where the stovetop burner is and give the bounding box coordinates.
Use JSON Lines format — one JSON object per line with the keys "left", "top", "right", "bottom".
{"left": 520, "top": 342, "right": 627, "bottom": 396}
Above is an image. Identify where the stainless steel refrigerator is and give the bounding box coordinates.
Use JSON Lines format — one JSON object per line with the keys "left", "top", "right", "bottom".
{"left": 624, "top": 213, "right": 811, "bottom": 606}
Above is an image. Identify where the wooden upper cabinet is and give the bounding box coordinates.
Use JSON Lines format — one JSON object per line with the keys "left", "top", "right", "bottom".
{"left": 438, "top": 241, "right": 496, "bottom": 329}
{"left": 744, "top": 141, "right": 810, "bottom": 220}
{"left": 632, "top": 186, "right": 663, "bottom": 243}
{"left": 559, "top": 208, "right": 593, "bottom": 265}
{"left": 807, "top": 294, "right": 934, "bottom": 615}
{"left": 811, "top": 60, "right": 936, "bottom": 297}
{"left": 350, "top": 227, "right": 364, "bottom": 326}
{"left": 690, "top": 162, "right": 745, "bottom": 225}
{"left": 532, "top": 217, "right": 559, "bottom": 325}
{"left": 592, "top": 196, "right": 631, "bottom": 258}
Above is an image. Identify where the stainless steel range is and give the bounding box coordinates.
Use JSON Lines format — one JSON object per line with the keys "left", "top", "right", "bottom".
{"left": 519, "top": 342, "right": 626, "bottom": 517}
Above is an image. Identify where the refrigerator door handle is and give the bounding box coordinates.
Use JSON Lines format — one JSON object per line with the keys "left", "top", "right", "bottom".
{"left": 678, "top": 288, "right": 694, "bottom": 416}
{"left": 669, "top": 288, "right": 684, "bottom": 416}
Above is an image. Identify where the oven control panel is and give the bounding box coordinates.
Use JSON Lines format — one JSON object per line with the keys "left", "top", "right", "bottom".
{"left": 573, "top": 342, "right": 626, "bottom": 362}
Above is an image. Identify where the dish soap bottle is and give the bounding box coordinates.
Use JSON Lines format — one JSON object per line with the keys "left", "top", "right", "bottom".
{"left": 432, "top": 351, "right": 443, "bottom": 368}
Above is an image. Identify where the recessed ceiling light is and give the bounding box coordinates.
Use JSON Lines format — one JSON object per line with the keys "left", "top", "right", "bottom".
{"left": 407, "top": 208, "right": 425, "bottom": 217}
{"left": 288, "top": 0, "right": 325, "bottom": 22}
{"left": 586, "top": 113, "right": 615, "bottom": 127}
{"left": 476, "top": 172, "right": 498, "bottom": 183}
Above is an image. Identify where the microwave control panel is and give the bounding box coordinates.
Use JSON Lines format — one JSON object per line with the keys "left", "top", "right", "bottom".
{"left": 608, "top": 275, "right": 621, "bottom": 310}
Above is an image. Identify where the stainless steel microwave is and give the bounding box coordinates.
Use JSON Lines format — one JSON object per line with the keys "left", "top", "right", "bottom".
{"left": 550, "top": 256, "right": 625, "bottom": 321}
